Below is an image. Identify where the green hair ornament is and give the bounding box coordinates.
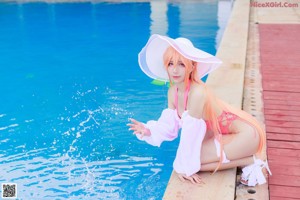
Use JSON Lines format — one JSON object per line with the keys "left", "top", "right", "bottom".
{"left": 151, "top": 79, "right": 170, "bottom": 87}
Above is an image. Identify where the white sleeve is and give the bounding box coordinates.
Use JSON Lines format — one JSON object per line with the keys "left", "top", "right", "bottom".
{"left": 173, "top": 111, "right": 207, "bottom": 176}
{"left": 136, "top": 108, "right": 179, "bottom": 147}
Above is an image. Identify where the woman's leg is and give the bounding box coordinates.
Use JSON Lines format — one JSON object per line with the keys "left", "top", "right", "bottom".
{"left": 198, "top": 122, "right": 269, "bottom": 186}
{"left": 200, "top": 156, "right": 254, "bottom": 171}
{"left": 200, "top": 121, "right": 260, "bottom": 165}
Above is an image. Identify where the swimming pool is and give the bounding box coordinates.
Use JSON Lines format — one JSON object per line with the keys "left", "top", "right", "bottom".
{"left": 0, "top": 1, "right": 232, "bottom": 199}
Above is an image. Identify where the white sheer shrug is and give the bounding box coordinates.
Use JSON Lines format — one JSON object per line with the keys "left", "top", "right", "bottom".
{"left": 136, "top": 108, "right": 206, "bottom": 176}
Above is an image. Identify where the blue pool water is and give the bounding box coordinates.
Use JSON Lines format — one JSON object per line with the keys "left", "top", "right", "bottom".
{"left": 0, "top": 1, "right": 231, "bottom": 199}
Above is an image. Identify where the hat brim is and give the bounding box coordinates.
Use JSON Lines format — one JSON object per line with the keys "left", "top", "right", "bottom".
{"left": 138, "top": 34, "right": 222, "bottom": 82}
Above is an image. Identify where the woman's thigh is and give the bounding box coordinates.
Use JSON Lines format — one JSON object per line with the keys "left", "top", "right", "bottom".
{"left": 201, "top": 121, "right": 260, "bottom": 164}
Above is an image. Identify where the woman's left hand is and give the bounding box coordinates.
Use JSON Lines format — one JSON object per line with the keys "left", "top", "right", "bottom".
{"left": 127, "top": 118, "right": 151, "bottom": 138}
{"left": 177, "top": 173, "right": 204, "bottom": 185}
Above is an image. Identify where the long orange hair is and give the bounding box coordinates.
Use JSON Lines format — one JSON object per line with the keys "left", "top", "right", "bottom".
{"left": 163, "top": 46, "right": 266, "bottom": 173}
{"left": 163, "top": 46, "right": 200, "bottom": 89}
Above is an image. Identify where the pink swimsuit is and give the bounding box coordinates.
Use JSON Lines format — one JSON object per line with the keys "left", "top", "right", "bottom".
{"left": 174, "top": 85, "right": 238, "bottom": 135}
{"left": 206, "top": 111, "right": 238, "bottom": 134}
{"left": 136, "top": 84, "right": 237, "bottom": 176}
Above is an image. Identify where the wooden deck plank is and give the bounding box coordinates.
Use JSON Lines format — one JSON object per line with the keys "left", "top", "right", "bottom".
{"left": 265, "top": 115, "right": 300, "bottom": 122}
{"left": 262, "top": 86, "right": 300, "bottom": 93}
{"left": 264, "top": 104, "right": 300, "bottom": 111}
{"left": 263, "top": 91, "right": 300, "bottom": 100}
{"left": 268, "top": 152, "right": 300, "bottom": 160}
{"left": 267, "top": 148, "right": 300, "bottom": 157}
{"left": 266, "top": 126, "right": 300, "bottom": 135}
{"left": 269, "top": 174, "right": 300, "bottom": 187}
{"left": 267, "top": 133, "right": 300, "bottom": 142}
{"left": 267, "top": 164, "right": 300, "bottom": 176}
{"left": 266, "top": 120, "right": 300, "bottom": 128}
{"left": 262, "top": 67, "right": 300, "bottom": 71}
{"left": 267, "top": 140, "right": 300, "bottom": 150}
{"left": 264, "top": 99, "right": 300, "bottom": 107}
{"left": 262, "top": 72, "right": 300, "bottom": 77}
{"left": 271, "top": 197, "right": 300, "bottom": 200}
{"left": 269, "top": 185, "right": 300, "bottom": 199}
{"left": 264, "top": 109, "right": 300, "bottom": 117}
{"left": 262, "top": 76, "right": 300, "bottom": 82}
{"left": 268, "top": 154, "right": 300, "bottom": 166}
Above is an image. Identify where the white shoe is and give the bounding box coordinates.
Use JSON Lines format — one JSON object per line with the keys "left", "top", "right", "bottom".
{"left": 240, "top": 155, "right": 272, "bottom": 186}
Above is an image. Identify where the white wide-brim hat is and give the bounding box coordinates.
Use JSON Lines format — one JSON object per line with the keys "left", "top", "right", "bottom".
{"left": 138, "top": 34, "right": 222, "bottom": 82}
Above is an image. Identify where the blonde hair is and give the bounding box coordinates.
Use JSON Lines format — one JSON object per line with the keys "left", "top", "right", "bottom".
{"left": 163, "top": 46, "right": 266, "bottom": 173}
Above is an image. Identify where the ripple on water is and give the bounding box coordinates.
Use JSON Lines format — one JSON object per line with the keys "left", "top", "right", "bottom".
{"left": 0, "top": 147, "right": 164, "bottom": 199}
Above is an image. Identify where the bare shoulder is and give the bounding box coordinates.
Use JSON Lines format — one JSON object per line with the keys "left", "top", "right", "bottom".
{"left": 189, "top": 83, "right": 206, "bottom": 101}
{"left": 187, "top": 83, "right": 207, "bottom": 118}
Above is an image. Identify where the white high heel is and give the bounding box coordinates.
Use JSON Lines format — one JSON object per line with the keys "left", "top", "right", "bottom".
{"left": 240, "top": 155, "right": 272, "bottom": 186}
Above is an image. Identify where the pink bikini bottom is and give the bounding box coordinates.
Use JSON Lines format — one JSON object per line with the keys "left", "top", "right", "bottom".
{"left": 206, "top": 111, "right": 239, "bottom": 135}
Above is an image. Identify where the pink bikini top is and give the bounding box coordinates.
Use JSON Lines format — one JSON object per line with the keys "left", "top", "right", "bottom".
{"left": 174, "top": 83, "right": 238, "bottom": 134}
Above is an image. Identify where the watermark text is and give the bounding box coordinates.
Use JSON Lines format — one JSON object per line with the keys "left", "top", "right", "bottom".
{"left": 250, "top": 1, "right": 299, "bottom": 8}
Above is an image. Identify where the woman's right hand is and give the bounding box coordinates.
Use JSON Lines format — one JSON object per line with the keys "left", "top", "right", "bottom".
{"left": 127, "top": 118, "right": 151, "bottom": 138}
{"left": 177, "top": 173, "right": 204, "bottom": 185}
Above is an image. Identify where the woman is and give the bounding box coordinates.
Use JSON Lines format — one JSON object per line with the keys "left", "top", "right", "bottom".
{"left": 127, "top": 34, "right": 271, "bottom": 186}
